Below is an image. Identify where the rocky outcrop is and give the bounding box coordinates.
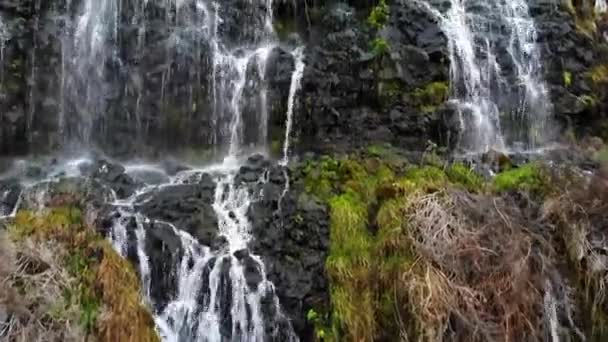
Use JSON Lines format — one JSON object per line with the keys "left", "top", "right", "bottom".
{"left": 288, "top": 2, "right": 449, "bottom": 154}
{"left": 247, "top": 161, "right": 330, "bottom": 340}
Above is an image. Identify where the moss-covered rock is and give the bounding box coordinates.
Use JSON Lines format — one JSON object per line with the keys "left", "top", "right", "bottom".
{"left": 6, "top": 207, "right": 159, "bottom": 342}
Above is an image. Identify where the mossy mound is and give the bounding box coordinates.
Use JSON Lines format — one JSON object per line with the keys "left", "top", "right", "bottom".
{"left": 2, "top": 207, "right": 159, "bottom": 342}
{"left": 300, "top": 152, "right": 608, "bottom": 341}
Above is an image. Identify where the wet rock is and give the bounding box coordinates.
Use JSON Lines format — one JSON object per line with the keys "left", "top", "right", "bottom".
{"left": 136, "top": 183, "right": 219, "bottom": 246}
{"left": 88, "top": 160, "right": 140, "bottom": 199}
{"left": 145, "top": 220, "right": 183, "bottom": 312}
{"left": 126, "top": 167, "right": 170, "bottom": 185}
{"left": 21, "top": 177, "right": 114, "bottom": 210}
{"left": 234, "top": 249, "right": 263, "bottom": 290}
{"left": 236, "top": 154, "right": 271, "bottom": 184}
{"left": 249, "top": 179, "right": 330, "bottom": 339}
{"left": 0, "top": 179, "right": 21, "bottom": 216}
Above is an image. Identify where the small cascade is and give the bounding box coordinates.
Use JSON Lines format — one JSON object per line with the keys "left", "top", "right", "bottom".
{"left": 414, "top": 0, "right": 551, "bottom": 153}
{"left": 62, "top": 0, "right": 120, "bottom": 146}
{"left": 280, "top": 47, "right": 306, "bottom": 167}
{"left": 598, "top": 0, "right": 607, "bottom": 13}
{"left": 0, "top": 16, "right": 8, "bottom": 83}
{"left": 277, "top": 46, "right": 305, "bottom": 213}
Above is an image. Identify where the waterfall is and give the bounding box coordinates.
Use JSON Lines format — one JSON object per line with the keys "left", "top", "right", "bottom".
{"left": 62, "top": 0, "right": 120, "bottom": 147}
{"left": 101, "top": 0, "right": 299, "bottom": 340}
{"left": 598, "top": 0, "right": 607, "bottom": 13}
{"left": 0, "top": 16, "right": 8, "bottom": 83}
{"left": 2, "top": 0, "right": 306, "bottom": 339}
{"left": 414, "top": 0, "right": 551, "bottom": 153}
{"left": 280, "top": 47, "right": 305, "bottom": 167}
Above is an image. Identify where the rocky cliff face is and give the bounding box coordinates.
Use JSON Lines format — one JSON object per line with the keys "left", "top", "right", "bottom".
{"left": 2, "top": 1, "right": 608, "bottom": 341}
{"left": 1, "top": 0, "right": 607, "bottom": 157}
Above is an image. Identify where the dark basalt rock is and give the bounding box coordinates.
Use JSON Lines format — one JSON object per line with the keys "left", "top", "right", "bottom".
{"left": 0, "top": 179, "right": 21, "bottom": 216}
{"left": 144, "top": 220, "right": 184, "bottom": 312}
{"left": 135, "top": 181, "right": 219, "bottom": 247}
{"left": 21, "top": 176, "right": 114, "bottom": 209}
{"left": 87, "top": 159, "right": 140, "bottom": 199}
{"left": 248, "top": 172, "right": 330, "bottom": 340}
{"left": 236, "top": 154, "right": 271, "bottom": 184}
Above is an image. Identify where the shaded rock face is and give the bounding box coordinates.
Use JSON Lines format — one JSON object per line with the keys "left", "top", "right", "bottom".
{"left": 530, "top": 0, "right": 608, "bottom": 139}
{"left": 281, "top": 2, "right": 450, "bottom": 154}
{"left": 0, "top": 0, "right": 296, "bottom": 158}
{"left": 248, "top": 165, "right": 330, "bottom": 340}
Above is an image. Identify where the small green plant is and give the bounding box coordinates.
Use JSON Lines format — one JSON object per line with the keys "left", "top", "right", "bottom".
{"left": 563, "top": 71, "right": 572, "bottom": 87}
{"left": 493, "top": 164, "right": 546, "bottom": 193}
{"left": 446, "top": 163, "right": 485, "bottom": 192}
{"left": 412, "top": 82, "right": 449, "bottom": 113}
{"left": 367, "top": 0, "right": 390, "bottom": 30}
{"left": 370, "top": 37, "right": 390, "bottom": 56}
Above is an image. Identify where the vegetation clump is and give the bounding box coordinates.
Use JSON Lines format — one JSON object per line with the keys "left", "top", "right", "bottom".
{"left": 412, "top": 82, "right": 449, "bottom": 113}
{"left": 367, "top": 0, "right": 390, "bottom": 30}
{"left": 1, "top": 206, "right": 159, "bottom": 342}
{"left": 302, "top": 152, "right": 608, "bottom": 341}
{"left": 492, "top": 163, "right": 547, "bottom": 194}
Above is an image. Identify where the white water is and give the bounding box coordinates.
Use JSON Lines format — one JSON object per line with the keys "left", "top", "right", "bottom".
{"left": 597, "top": 0, "right": 607, "bottom": 13}
{"left": 414, "top": 0, "right": 551, "bottom": 153}
{"left": 61, "top": 0, "right": 120, "bottom": 145}
{"left": 0, "top": 16, "right": 8, "bottom": 83}
{"left": 2, "top": 0, "right": 305, "bottom": 339}
{"left": 280, "top": 47, "right": 306, "bottom": 167}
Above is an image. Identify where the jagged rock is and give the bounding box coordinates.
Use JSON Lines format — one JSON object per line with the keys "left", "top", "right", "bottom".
{"left": 144, "top": 220, "right": 184, "bottom": 312}
{"left": 249, "top": 180, "right": 330, "bottom": 340}
{"left": 135, "top": 182, "right": 219, "bottom": 247}
{"left": 21, "top": 177, "right": 114, "bottom": 209}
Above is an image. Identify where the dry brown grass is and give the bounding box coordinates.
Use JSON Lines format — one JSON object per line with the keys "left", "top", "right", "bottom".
{"left": 0, "top": 230, "right": 87, "bottom": 342}
{"left": 96, "top": 242, "right": 158, "bottom": 342}
{"left": 394, "top": 190, "right": 562, "bottom": 342}
{"left": 540, "top": 167, "right": 608, "bottom": 339}
{"left": 1, "top": 206, "right": 159, "bottom": 342}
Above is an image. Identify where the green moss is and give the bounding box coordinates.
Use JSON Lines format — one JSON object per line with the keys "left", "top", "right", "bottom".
{"left": 378, "top": 80, "right": 404, "bottom": 106}
{"left": 446, "top": 163, "right": 485, "bottom": 192}
{"left": 367, "top": 0, "right": 390, "bottom": 30}
{"left": 370, "top": 37, "right": 390, "bottom": 57}
{"left": 588, "top": 64, "right": 608, "bottom": 86}
{"left": 412, "top": 82, "right": 449, "bottom": 114}
{"left": 563, "top": 70, "right": 573, "bottom": 87}
{"left": 562, "top": 0, "right": 598, "bottom": 36}
{"left": 493, "top": 164, "right": 546, "bottom": 193}
{"left": 9, "top": 208, "right": 159, "bottom": 342}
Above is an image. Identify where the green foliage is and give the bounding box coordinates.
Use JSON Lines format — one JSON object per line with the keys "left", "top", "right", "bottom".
{"left": 563, "top": 70, "right": 572, "bottom": 87}
{"left": 446, "top": 163, "right": 485, "bottom": 192}
{"left": 370, "top": 37, "right": 390, "bottom": 56}
{"left": 9, "top": 208, "right": 159, "bottom": 341}
{"left": 412, "top": 82, "right": 449, "bottom": 113}
{"left": 493, "top": 164, "right": 546, "bottom": 193}
{"left": 302, "top": 156, "right": 342, "bottom": 201}
{"left": 367, "top": 0, "right": 390, "bottom": 30}
{"left": 307, "top": 308, "right": 334, "bottom": 341}
{"left": 588, "top": 65, "right": 608, "bottom": 85}
{"left": 378, "top": 80, "right": 404, "bottom": 106}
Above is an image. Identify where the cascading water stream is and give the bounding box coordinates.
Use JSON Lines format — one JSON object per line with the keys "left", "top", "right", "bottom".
{"left": 0, "top": 16, "right": 8, "bottom": 83}
{"left": 413, "top": 0, "right": 551, "bottom": 153}
{"left": 2, "top": 0, "right": 305, "bottom": 339}
{"left": 101, "top": 0, "right": 299, "bottom": 340}
{"left": 63, "top": 0, "right": 120, "bottom": 146}
{"left": 598, "top": 0, "right": 607, "bottom": 13}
